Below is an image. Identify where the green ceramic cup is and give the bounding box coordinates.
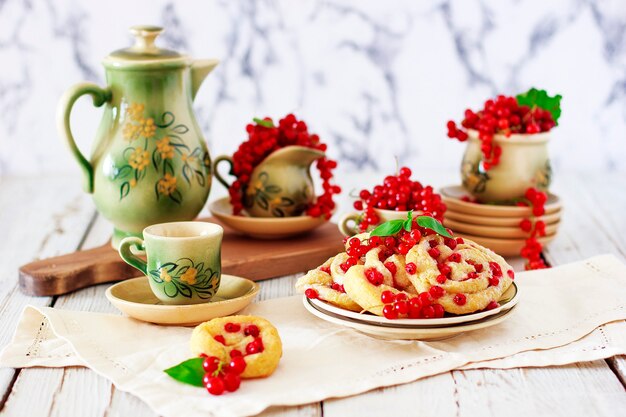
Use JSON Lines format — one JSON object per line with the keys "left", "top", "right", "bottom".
{"left": 118, "top": 221, "right": 223, "bottom": 305}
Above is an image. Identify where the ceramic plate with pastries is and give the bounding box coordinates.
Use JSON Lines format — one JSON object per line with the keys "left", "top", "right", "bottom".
{"left": 296, "top": 212, "right": 518, "bottom": 340}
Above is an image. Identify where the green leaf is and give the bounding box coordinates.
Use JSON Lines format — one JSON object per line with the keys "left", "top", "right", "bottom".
{"left": 370, "top": 219, "right": 405, "bottom": 237}
{"left": 416, "top": 216, "right": 452, "bottom": 238}
{"left": 516, "top": 88, "right": 562, "bottom": 125}
{"left": 253, "top": 117, "right": 275, "bottom": 128}
{"left": 402, "top": 210, "right": 414, "bottom": 232}
{"left": 164, "top": 357, "right": 204, "bottom": 387}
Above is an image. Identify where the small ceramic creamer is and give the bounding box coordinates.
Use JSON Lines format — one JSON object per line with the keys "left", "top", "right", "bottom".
{"left": 58, "top": 26, "right": 218, "bottom": 248}
{"left": 214, "top": 146, "right": 325, "bottom": 217}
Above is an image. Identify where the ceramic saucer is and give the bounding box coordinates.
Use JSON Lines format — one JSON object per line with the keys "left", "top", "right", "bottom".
{"left": 303, "top": 297, "right": 517, "bottom": 340}
{"left": 309, "top": 282, "right": 518, "bottom": 328}
{"left": 440, "top": 185, "right": 561, "bottom": 217}
{"left": 444, "top": 218, "right": 560, "bottom": 239}
{"left": 444, "top": 209, "right": 561, "bottom": 227}
{"left": 454, "top": 233, "right": 555, "bottom": 256}
{"left": 209, "top": 197, "right": 327, "bottom": 239}
{"left": 105, "top": 274, "right": 259, "bottom": 326}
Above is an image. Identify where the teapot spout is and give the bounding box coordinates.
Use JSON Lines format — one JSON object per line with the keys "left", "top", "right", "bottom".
{"left": 263, "top": 145, "right": 325, "bottom": 168}
{"left": 191, "top": 59, "right": 219, "bottom": 100}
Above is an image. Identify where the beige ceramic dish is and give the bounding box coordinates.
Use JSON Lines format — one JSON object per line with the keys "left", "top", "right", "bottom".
{"left": 105, "top": 274, "right": 259, "bottom": 326}
{"left": 209, "top": 197, "right": 327, "bottom": 239}
{"left": 303, "top": 297, "right": 517, "bottom": 340}
{"left": 440, "top": 185, "right": 561, "bottom": 218}
{"left": 445, "top": 218, "right": 560, "bottom": 239}
{"left": 444, "top": 209, "right": 561, "bottom": 227}
{"left": 310, "top": 282, "right": 518, "bottom": 327}
{"left": 454, "top": 232, "right": 555, "bottom": 257}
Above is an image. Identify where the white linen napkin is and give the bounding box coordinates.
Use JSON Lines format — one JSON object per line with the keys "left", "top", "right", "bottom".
{"left": 2, "top": 254, "right": 626, "bottom": 417}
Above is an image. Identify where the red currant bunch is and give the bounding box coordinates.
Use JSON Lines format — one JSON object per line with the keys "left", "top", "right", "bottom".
{"left": 228, "top": 114, "right": 340, "bottom": 219}
{"left": 518, "top": 187, "right": 549, "bottom": 270}
{"left": 447, "top": 94, "right": 556, "bottom": 170}
{"left": 201, "top": 353, "right": 247, "bottom": 395}
{"left": 380, "top": 290, "right": 445, "bottom": 319}
{"left": 353, "top": 167, "right": 447, "bottom": 232}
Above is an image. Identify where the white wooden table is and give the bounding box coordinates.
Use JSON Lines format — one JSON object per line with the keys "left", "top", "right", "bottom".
{"left": 0, "top": 172, "right": 625, "bottom": 417}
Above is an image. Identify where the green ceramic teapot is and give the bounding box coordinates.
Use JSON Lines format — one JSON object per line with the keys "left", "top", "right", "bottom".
{"left": 215, "top": 146, "right": 325, "bottom": 217}
{"left": 57, "top": 26, "right": 218, "bottom": 248}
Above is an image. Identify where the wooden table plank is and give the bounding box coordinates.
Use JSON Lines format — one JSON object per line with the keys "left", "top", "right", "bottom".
{"left": 542, "top": 173, "right": 626, "bottom": 389}
{"left": 0, "top": 177, "right": 95, "bottom": 407}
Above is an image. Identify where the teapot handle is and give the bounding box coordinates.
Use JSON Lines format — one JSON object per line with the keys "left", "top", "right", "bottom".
{"left": 57, "top": 82, "right": 111, "bottom": 194}
{"left": 213, "top": 155, "right": 235, "bottom": 189}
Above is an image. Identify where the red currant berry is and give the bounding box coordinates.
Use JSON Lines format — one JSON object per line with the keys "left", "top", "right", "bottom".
{"left": 230, "top": 349, "right": 242, "bottom": 358}
{"left": 436, "top": 274, "right": 447, "bottom": 284}
{"left": 432, "top": 304, "right": 445, "bottom": 318}
{"left": 226, "top": 356, "right": 247, "bottom": 375}
{"left": 305, "top": 288, "right": 319, "bottom": 299}
{"left": 405, "top": 262, "right": 417, "bottom": 274}
{"left": 447, "top": 252, "right": 462, "bottom": 263}
{"left": 223, "top": 373, "right": 241, "bottom": 392}
{"left": 453, "top": 293, "right": 467, "bottom": 306}
{"left": 428, "top": 248, "right": 440, "bottom": 258}
{"left": 422, "top": 305, "right": 435, "bottom": 318}
{"left": 489, "top": 277, "right": 500, "bottom": 287}
{"left": 202, "top": 356, "right": 220, "bottom": 373}
{"left": 224, "top": 322, "right": 241, "bottom": 333}
{"left": 485, "top": 301, "right": 500, "bottom": 310}
{"left": 381, "top": 290, "right": 396, "bottom": 304}
{"left": 507, "top": 269, "right": 515, "bottom": 279}
{"left": 206, "top": 376, "right": 225, "bottom": 395}
{"left": 214, "top": 335, "right": 226, "bottom": 345}
{"left": 244, "top": 324, "right": 260, "bottom": 338}
{"left": 394, "top": 300, "right": 409, "bottom": 315}
{"left": 382, "top": 304, "right": 399, "bottom": 320}
{"left": 384, "top": 261, "right": 397, "bottom": 276}
{"left": 429, "top": 286, "right": 444, "bottom": 298}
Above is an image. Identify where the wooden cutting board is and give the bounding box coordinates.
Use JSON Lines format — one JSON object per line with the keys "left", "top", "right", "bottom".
{"left": 19, "top": 218, "right": 345, "bottom": 296}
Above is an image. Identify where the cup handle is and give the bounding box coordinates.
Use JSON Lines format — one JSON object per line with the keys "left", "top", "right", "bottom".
{"left": 213, "top": 155, "right": 235, "bottom": 189}
{"left": 338, "top": 212, "right": 361, "bottom": 237}
{"left": 56, "top": 82, "right": 111, "bottom": 194}
{"left": 118, "top": 237, "right": 148, "bottom": 276}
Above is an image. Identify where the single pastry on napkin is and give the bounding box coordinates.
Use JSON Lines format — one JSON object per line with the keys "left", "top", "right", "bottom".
{"left": 297, "top": 215, "right": 514, "bottom": 318}
{"left": 190, "top": 315, "right": 282, "bottom": 378}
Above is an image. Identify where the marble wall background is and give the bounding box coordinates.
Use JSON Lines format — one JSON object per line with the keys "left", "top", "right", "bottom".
{"left": 0, "top": 0, "right": 625, "bottom": 181}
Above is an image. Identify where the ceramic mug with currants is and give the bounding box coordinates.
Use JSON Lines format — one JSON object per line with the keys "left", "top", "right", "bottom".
{"left": 447, "top": 89, "right": 561, "bottom": 203}
{"left": 339, "top": 167, "right": 447, "bottom": 236}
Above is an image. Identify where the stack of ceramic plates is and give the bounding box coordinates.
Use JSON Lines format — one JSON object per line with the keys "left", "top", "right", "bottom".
{"left": 440, "top": 185, "right": 562, "bottom": 256}
{"left": 303, "top": 283, "right": 519, "bottom": 340}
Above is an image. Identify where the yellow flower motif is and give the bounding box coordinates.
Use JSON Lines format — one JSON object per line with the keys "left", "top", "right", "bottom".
{"left": 247, "top": 180, "right": 264, "bottom": 195}
{"left": 156, "top": 137, "right": 175, "bottom": 159}
{"left": 130, "top": 179, "right": 137, "bottom": 188}
{"left": 122, "top": 122, "right": 141, "bottom": 142}
{"left": 157, "top": 173, "right": 177, "bottom": 196}
{"left": 182, "top": 154, "right": 196, "bottom": 163}
{"left": 271, "top": 197, "right": 282, "bottom": 206}
{"left": 129, "top": 147, "right": 150, "bottom": 171}
{"left": 160, "top": 269, "right": 172, "bottom": 283}
{"left": 180, "top": 267, "right": 197, "bottom": 285}
{"left": 141, "top": 117, "right": 156, "bottom": 138}
{"left": 126, "top": 103, "right": 145, "bottom": 121}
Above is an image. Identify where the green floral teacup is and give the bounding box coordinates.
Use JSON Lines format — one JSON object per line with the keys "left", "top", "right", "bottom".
{"left": 118, "top": 221, "right": 223, "bottom": 305}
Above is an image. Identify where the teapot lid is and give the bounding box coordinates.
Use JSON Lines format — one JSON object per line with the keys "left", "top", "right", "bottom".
{"left": 103, "top": 25, "right": 188, "bottom": 68}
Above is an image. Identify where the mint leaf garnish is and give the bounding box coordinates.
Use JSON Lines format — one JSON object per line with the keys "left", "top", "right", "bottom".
{"left": 164, "top": 357, "right": 205, "bottom": 387}
{"left": 253, "top": 117, "right": 275, "bottom": 128}
{"left": 516, "top": 88, "right": 562, "bottom": 125}
{"left": 416, "top": 216, "right": 452, "bottom": 238}
{"left": 370, "top": 219, "right": 404, "bottom": 237}
{"left": 402, "top": 210, "right": 414, "bottom": 232}
{"left": 369, "top": 213, "right": 451, "bottom": 238}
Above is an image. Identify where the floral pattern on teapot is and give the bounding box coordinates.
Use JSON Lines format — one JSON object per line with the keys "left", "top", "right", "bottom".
{"left": 112, "top": 102, "right": 211, "bottom": 204}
